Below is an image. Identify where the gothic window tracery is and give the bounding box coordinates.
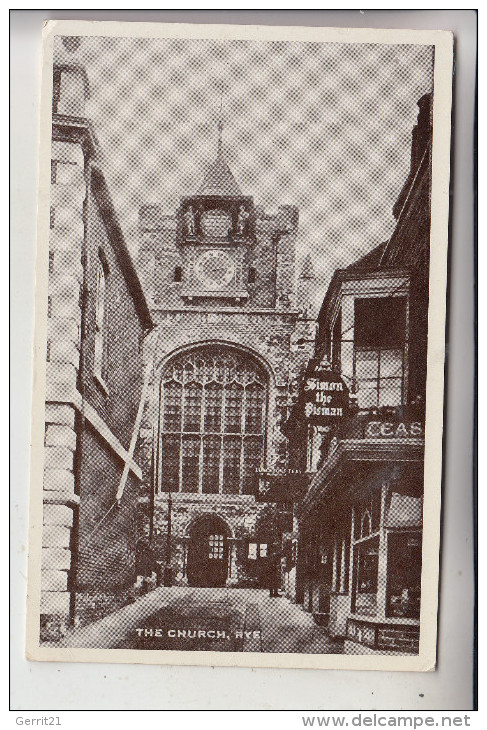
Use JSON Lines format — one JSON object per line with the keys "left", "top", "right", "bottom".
{"left": 159, "top": 347, "right": 267, "bottom": 495}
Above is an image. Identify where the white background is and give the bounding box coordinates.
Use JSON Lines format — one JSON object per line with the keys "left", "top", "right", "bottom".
{"left": 10, "top": 9, "right": 476, "bottom": 712}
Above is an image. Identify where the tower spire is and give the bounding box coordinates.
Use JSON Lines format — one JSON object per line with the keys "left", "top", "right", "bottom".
{"left": 197, "top": 95, "right": 242, "bottom": 197}
{"left": 217, "top": 94, "right": 223, "bottom": 157}
{"left": 217, "top": 118, "right": 223, "bottom": 158}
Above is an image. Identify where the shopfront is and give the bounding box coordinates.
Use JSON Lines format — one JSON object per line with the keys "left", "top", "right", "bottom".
{"left": 297, "top": 412, "right": 424, "bottom": 654}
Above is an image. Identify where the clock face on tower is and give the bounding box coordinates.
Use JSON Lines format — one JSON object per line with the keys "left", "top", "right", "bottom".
{"left": 194, "top": 249, "right": 236, "bottom": 291}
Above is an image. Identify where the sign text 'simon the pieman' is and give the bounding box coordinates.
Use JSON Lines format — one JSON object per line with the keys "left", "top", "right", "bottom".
{"left": 303, "top": 369, "right": 349, "bottom": 426}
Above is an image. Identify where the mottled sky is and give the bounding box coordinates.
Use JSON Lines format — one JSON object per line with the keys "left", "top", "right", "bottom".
{"left": 54, "top": 35, "right": 433, "bottom": 306}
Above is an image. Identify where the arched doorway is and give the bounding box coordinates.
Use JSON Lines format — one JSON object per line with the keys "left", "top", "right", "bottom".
{"left": 186, "top": 515, "right": 231, "bottom": 587}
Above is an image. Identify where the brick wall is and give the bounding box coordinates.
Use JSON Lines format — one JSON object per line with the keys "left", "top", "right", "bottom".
{"left": 75, "top": 425, "right": 139, "bottom": 625}
{"left": 41, "top": 136, "right": 86, "bottom": 641}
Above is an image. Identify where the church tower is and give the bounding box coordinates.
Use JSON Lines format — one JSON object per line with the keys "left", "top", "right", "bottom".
{"left": 296, "top": 253, "right": 318, "bottom": 319}
{"left": 138, "top": 123, "right": 299, "bottom": 311}
{"left": 137, "top": 124, "right": 314, "bottom": 588}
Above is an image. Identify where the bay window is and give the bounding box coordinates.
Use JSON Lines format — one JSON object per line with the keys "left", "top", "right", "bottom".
{"left": 353, "top": 296, "right": 407, "bottom": 409}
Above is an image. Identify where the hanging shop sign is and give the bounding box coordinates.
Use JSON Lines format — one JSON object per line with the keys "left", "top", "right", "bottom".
{"left": 364, "top": 420, "right": 423, "bottom": 439}
{"left": 255, "top": 469, "right": 310, "bottom": 503}
{"left": 302, "top": 367, "right": 349, "bottom": 426}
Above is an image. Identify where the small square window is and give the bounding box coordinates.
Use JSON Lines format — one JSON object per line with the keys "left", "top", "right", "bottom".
{"left": 248, "top": 542, "right": 257, "bottom": 560}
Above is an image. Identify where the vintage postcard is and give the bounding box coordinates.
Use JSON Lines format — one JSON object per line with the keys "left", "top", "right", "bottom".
{"left": 26, "top": 19, "right": 453, "bottom": 670}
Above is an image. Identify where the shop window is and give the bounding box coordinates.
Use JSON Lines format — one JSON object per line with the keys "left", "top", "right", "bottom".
{"left": 356, "top": 537, "right": 379, "bottom": 594}
{"left": 386, "top": 531, "right": 422, "bottom": 618}
{"left": 353, "top": 297, "right": 407, "bottom": 408}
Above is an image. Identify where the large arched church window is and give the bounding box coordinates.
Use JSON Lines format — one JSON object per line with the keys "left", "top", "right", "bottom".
{"left": 158, "top": 347, "right": 268, "bottom": 495}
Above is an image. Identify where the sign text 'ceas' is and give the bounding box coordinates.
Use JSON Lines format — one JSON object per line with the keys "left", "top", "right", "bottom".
{"left": 365, "top": 421, "right": 423, "bottom": 438}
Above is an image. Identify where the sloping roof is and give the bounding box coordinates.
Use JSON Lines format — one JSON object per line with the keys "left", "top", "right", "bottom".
{"left": 345, "top": 241, "right": 387, "bottom": 272}
{"left": 197, "top": 153, "right": 242, "bottom": 197}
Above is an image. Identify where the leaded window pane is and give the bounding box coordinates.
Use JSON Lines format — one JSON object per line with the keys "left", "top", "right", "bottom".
{"left": 245, "top": 383, "right": 264, "bottom": 433}
{"left": 378, "top": 380, "right": 402, "bottom": 407}
{"left": 205, "top": 383, "right": 223, "bottom": 433}
{"left": 224, "top": 382, "right": 243, "bottom": 433}
{"left": 208, "top": 534, "right": 225, "bottom": 560}
{"left": 356, "top": 384, "right": 377, "bottom": 409}
{"left": 380, "top": 349, "right": 403, "bottom": 377}
{"left": 181, "top": 436, "right": 200, "bottom": 493}
{"left": 355, "top": 348, "right": 404, "bottom": 408}
{"left": 160, "top": 435, "right": 180, "bottom": 493}
{"left": 215, "top": 359, "right": 225, "bottom": 382}
{"left": 183, "top": 361, "right": 194, "bottom": 383}
{"left": 355, "top": 350, "right": 378, "bottom": 379}
{"left": 242, "top": 436, "right": 262, "bottom": 495}
{"left": 160, "top": 347, "right": 267, "bottom": 494}
{"left": 223, "top": 436, "right": 241, "bottom": 494}
{"left": 163, "top": 381, "right": 182, "bottom": 432}
{"left": 195, "top": 358, "right": 205, "bottom": 381}
{"left": 183, "top": 383, "right": 202, "bottom": 432}
{"left": 202, "top": 436, "right": 220, "bottom": 494}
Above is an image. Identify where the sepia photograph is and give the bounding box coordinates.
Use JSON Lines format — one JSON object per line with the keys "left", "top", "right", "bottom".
{"left": 25, "top": 19, "right": 453, "bottom": 671}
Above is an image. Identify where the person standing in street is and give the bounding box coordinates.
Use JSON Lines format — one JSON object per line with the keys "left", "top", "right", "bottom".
{"left": 267, "top": 544, "right": 282, "bottom": 598}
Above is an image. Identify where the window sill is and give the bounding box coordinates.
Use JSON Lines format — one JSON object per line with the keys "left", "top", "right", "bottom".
{"left": 94, "top": 371, "right": 109, "bottom": 397}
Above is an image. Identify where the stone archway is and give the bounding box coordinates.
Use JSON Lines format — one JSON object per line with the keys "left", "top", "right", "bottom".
{"left": 186, "top": 514, "right": 232, "bottom": 587}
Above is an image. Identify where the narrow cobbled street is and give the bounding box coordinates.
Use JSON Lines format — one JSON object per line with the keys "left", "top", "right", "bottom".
{"left": 58, "top": 588, "right": 344, "bottom": 654}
